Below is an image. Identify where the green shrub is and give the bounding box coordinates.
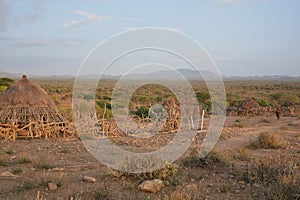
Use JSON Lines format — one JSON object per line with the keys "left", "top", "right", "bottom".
{"left": 83, "top": 94, "right": 94, "bottom": 101}
{"left": 135, "top": 106, "right": 149, "bottom": 118}
{"left": 258, "top": 99, "right": 270, "bottom": 107}
{"left": 0, "top": 85, "right": 7, "bottom": 93}
{"left": 0, "top": 77, "right": 14, "bottom": 87}
{"left": 12, "top": 168, "right": 23, "bottom": 175}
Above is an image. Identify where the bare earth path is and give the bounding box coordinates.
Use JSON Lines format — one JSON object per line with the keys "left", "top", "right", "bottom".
{"left": 215, "top": 116, "right": 300, "bottom": 152}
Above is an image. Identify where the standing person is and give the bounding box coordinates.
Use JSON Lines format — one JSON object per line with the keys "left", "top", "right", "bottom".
{"left": 276, "top": 104, "right": 281, "bottom": 120}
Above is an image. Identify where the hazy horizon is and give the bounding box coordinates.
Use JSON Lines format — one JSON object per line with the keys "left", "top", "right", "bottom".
{"left": 1, "top": 68, "right": 300, "bottom": 79}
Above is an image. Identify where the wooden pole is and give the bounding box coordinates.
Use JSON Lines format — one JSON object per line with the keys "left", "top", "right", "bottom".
{"left": 191, "top": 116, "right": 194, "bottom": 129}
{"left": 201, "top": 109, "right": 205, "bottom": 131}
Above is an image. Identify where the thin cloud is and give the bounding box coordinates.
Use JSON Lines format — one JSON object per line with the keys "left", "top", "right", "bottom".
{"left": 121, "top": 27, "right": 182, "bottom": 32}
{"left": 64, "top": 10, "right": 140, "bottom": 28}
{"left": 11, "top": 39, "right": 84, "bottom": 47}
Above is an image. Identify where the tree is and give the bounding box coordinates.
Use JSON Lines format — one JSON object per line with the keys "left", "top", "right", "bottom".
{"left": 135, "top": 106, "right": 149, "bottom": 118}
{"left": 196, "top": 91, "right": 211, "bottom": 110}
{"left": 0, "top": 77, "right": 14, "bottom": 93}
{"left": 0, "top": 77, "right": 14, "bottom": 87}
{"left": 270, "top": 93, "right": 283, "bottom": 103}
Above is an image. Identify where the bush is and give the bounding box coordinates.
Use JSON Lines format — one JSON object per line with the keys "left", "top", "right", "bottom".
{"left": 247, "top": 155, "right": 299, "bottom": 199}
{"left": 0, "top": 77, "right": 14, "bottom": 87}
{"left": 83, "top": 94, "right": 94, "bottom": 101}
{"left": 235, "top": 147, "right": 250, "bottom": 161}
{"left": 135, "top": 106, "right": 149, "bottom": 118}
{"left": 270, "top": 93, "right": 283, "bottom": 102}
{"left": 258, "top": 99, "right": 270, "bottom": 107}
{"left": 283, "top": 94, "right": 300, "bottom": 106}
{"left": 12, "top": 168, "right": 23, "bottom": 175}
{"left": 109, "top": 156, "right": 179, "bottom": 184}
{"left": 0, "top": 85, "right": 7, "bottom": 93}
{"left": 182, "top": 149, "right": 228, "bottom": 169}
{"left": 252, "top": 131, "right": 287, "bottom": 149}
{"left": 196, "top": 91, "right": 211, "bottom": 110}
{"left": 96, "top": 100, "right": 112, "bottom": 109}
{"left": 156, "top": 96, "right": 163, "bottom": 102}
{"left": 17, "top": 156, "right": 32, "bottom": 164}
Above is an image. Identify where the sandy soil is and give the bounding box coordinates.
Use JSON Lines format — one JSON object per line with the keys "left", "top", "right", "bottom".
{"left": 0, "top": 116, "right": 299, "bottom": 200}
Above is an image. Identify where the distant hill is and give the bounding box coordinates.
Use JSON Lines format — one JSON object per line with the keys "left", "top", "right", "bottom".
{"left": 119, "top": 69, "right": 219, "bottom": 80}
{"left": 1, "top": 70, "right": 300, "bottom": 81}
{"left": 0, "top": 71, "right": 22, "bottom": 79}
{"left": 223, "top": 75, "right": 300, "bottom": 82}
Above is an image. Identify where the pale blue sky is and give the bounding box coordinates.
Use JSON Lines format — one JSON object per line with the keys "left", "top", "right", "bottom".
{"left": 0, "top": 0, "right": 299, "bottom": 76}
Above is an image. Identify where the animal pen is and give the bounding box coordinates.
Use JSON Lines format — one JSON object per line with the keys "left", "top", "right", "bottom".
{"left": 0, "top": 75, "right": 76, "bottom": 141}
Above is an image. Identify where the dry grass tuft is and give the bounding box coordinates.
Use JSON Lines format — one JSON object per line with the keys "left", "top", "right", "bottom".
{"left": 17, "top": 153, "right": 32, "bottom": 164}
{"left": 32, "top": 156, "right": 55, "bottom": 170}
{"left": 246, "top": 155, "right": 300, "bottom": 199}
{"left": 0, "top": 154, "right": 9, "bottom": 167}
{"left": 107, "top": 157, "right": 179, "bottom": 185}
{"left": 251, "top": 131, "right": 287, "bottom": 149}
{"left": 235, "top": 147, "right": 251, "bottom": 161}
{"left": 182, "top": 149, "right": 228, "bottom": 169}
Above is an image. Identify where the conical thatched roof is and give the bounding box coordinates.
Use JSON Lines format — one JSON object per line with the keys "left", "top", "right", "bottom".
{"left": 0, "top": 75, "right": 76, "bottom": 141}
{"left": 0, "top": 75, "right": 65, "bottom": 126}
{"left": 0, "top": 75, "right": 56, "bottom": 111}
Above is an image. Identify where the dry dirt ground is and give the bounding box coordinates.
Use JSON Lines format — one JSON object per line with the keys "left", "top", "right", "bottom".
{"left": 0, "top": 116, "right": 299, "bottom": 200}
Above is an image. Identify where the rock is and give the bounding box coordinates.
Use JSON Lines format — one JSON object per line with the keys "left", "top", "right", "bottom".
{"left": 0, "top": 171, "right": 18, "bottom": 179}
{"left": 83, "top": 176, "right": 96, "bottom": 183}
{"left": 138, "top": 179, "right": 164, "bottom": 193}
{"left": 48, "top": 182, "right": 58, "bottom": 191}
{"left": 9, "top": 156, "right": 17, "bottom": 160}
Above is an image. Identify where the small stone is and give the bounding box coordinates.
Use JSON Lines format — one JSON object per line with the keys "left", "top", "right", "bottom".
{"left": 10, "top": 156, "right": 17, "bottom": 160}
{"left": 83, "top": 176, "right": 96, "bottom": 183}
{"left": 48, "top": 182, "right": 57, "bottom": 191}
{"left": 0, "top": 171, "right": 18, "bottom": 179}
{"left": 138, "top": 179, "right": 164, "bottom": 193}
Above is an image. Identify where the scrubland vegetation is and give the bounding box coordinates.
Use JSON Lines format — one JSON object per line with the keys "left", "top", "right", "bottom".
{"left": 0, "top": 78, "right": 299, "bottom": 199}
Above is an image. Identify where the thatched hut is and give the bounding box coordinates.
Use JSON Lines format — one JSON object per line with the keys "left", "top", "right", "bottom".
{"left": 0, "top": 75, "right": 74, "bottom": 140}
{"left": 237, "top": 98, "right": 260, "bottom": 116}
